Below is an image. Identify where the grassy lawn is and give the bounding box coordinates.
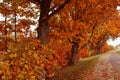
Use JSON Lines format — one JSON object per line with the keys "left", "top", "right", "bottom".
{"left": 50, "top": 54, "right": 100, "bottom": 80}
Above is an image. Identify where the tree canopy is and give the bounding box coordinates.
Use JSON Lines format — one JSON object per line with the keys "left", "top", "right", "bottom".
{"left": 0, "top": 0, "right": 120, "bottom": 79}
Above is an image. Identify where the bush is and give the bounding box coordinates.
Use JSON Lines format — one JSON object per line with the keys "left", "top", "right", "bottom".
{"left": 0, "top": 39, "right": 60, "bottom": 79}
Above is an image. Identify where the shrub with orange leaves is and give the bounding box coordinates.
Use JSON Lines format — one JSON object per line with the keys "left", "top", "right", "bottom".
{"left": 0, "top": 38, "right": 60, "bottom": 79}
{"left": 100, "top": 44, "right": 115, "bottom": 53}
{"left": 54, "top": 45, "right": 72, "bottom": 67}
{"left": 76, "top": 49, "right": 87, "bottom": 61}
{"left": 100, "top": 44, "right": 108, "bottom": 53}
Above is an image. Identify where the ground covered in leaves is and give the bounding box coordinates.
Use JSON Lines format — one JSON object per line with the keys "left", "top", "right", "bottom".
{"left": 50, "top": 50, "right": 120, "bottom": 80}
{"left": 84, "top": 51, "right": 120, "bottom": 80}
{"left": 50, "top": 54, "right": 100, "bottom": 80}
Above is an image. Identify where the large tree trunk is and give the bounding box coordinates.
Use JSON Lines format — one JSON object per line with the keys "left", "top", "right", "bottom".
{"left": 37, "top": 0, "right": 52, "bottom": 80}
{"left": 36, "top": 0, "right": 71, "bottom": 45}
{"left": 96, "top": 44, "right": 101, "bottom": 54}
{"left": 37, "top": 0, "right": 51, "bottom": 45}
{"left": 68, "top": 42, "right": 78, "bottom": 66}
{"left": 36, "top": 0, "right": 71, "bottom": 79}
{"left": 37, "top": 21, "right": 49, "bottom": 45}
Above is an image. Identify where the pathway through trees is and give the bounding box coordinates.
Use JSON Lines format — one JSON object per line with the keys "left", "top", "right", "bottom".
{"left": 84, "top": 50, "right": 120, "bottom": 80}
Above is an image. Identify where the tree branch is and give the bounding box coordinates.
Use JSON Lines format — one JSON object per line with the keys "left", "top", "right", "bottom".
{"left": 41, "top": 0, "right": 71, "bottom": 22}
{"left": 34, "top": 0, "right": 41, "bottom": 4}
{"left": 49, "top": 0, "right": 71, "bottom": 16}
{"left": 90, "top": 22, "right": 97, "bottom": 39}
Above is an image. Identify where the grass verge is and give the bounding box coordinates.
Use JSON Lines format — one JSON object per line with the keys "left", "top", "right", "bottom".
{"left": 50, "top": 54, "right": 100, "bottom": 80}
{"left": 117, "top": 50, "right": 120, "bottom": 55}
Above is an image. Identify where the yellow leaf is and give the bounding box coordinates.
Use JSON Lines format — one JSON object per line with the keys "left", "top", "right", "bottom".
{"left": 34, "top": 53, "right": 39, "bottom": 59}
{"left": 25, "top": 64, "right": 29, "bottom": 69}
{"left": 31, "top": 76, "right": 35, "bottom": 79}
{"left": 9, "top": 53, "right": 17, "bottom": 58}
{"left": 2, "top": 76, "right": 5, "bottom": 79}
{"left": 0, "top": 70, "right": 3, "bottom": 74}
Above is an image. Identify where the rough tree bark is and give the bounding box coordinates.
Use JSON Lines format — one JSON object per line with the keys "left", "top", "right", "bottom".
{"left": 68, "top": 42, "right": 78, "bottom": 66}
{"left": 37, "top": 0, "right": 52, "bottom": 45}
{"left": 95, "top": 44, "right": 101, "bottom": 54}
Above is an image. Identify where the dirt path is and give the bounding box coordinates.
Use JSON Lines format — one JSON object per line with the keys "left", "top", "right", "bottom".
{"left": 110, "top": 51, "right": 120, "bottom": 74}
{"left": 84, "top": 50, "right": 120, "bottom": 80}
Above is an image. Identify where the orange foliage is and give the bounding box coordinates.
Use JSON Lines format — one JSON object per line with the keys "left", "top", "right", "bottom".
{"left": 0, "top": 38, "right": 61, "bottom": 79}
{"left": 100, "top": 43, "right": 115, "bottom": 53}
{"left": 77, "top": 49, "right": 87, "bottom": 61}
{"left": 0, "top": 0, "right": 120, "bottom": 79}
{"left": 54, "top": 45, "right": 72, "bottom": 67}
{"left": 100, "top": 44, "right": 108, "bottom": 53}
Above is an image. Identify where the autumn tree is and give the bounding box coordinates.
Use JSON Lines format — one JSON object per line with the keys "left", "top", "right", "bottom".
{"left": 0, "top": 0, "right": 36, "bottom": 42}
{"left": 30, "top": 0, "right": 71, "bottom": 45}
{"left": 49, "top": 0, "right": 120, "bottom": 65}
{"left": 0, "top": 1, "right": 13, "bottom": 51}
{"left": 0, "top": 0, "right": 120, "bottom": 79}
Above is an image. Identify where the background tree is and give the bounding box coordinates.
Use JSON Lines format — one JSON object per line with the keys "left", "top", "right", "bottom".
{"left": 49, "top": 0, "right": 120, "bottom": 65}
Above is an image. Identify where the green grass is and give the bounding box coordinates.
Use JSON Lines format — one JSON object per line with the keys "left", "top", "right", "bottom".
{"left": 117, "top": 50, "right": 120, "bottom": 55}
{"left": 50, "top": 54, "right": 100, "bottom": 80}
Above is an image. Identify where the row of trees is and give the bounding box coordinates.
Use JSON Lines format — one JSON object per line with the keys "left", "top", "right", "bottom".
{"left": 0, "top": 0, "right": 120, "bottom": 79}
